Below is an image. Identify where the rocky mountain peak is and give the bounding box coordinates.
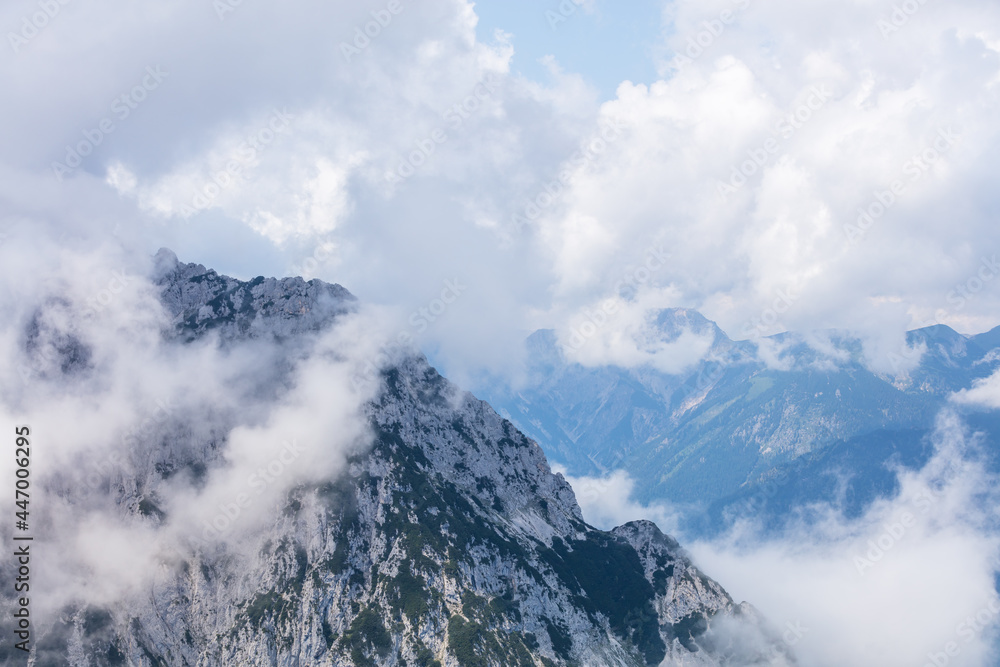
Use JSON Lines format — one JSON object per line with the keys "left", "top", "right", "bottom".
{"left": 2, "top": 253, "right": 793, "bottom": 667}
{"left": 154, "top": 247, "right": 356, "bottom": 341}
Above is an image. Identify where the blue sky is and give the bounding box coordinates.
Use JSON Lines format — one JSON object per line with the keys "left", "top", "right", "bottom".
{"left": 474, "top": 0, "right": 665, "bottom": 99}
{"left": 2, "top": 0, "right": 1000, "bottom": 378}
{"left": 2, "top": 2, "right": 1000, "bottom": 663}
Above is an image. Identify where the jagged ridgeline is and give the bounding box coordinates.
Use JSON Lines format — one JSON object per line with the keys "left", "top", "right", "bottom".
{"left": 1, "top": 250, "right": 793, "bottom": 666}
{"left": 477, "top": 312, "right": 1000, "bottom": 537}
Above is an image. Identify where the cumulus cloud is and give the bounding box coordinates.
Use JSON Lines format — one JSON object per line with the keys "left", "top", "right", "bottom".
{"left": 527, "top": 0, "right": 1000, "bottom": 375}
{"left": 563, "top": 410, "right": 1000, "bottom": 667}
{"left": 3, "top": 1, "right": 1000, "bottom": 662}
{"left": 3, "top": 0, "right": 997, "bottom": 384}
{"left": 952, "top": 368, "right": 1000, "bottom": 410}
{"left": 557, "top": 288, "right": 717, "bottom": 374}
{"left": 0, "top": 3, "right": 999, "bottom": 663}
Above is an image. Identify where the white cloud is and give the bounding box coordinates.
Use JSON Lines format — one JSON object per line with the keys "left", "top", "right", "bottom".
{"left": 528, "top": 0, "right": 1000, "bottom": 376}
{"left": 562, "top": 410, "right": 1000, "bottom": 667}
{"left": 554, "top": 466, "right": 682, "bottom": 535}
{"left": 3, "top": 0, "right": 999, "bottom": 382}
{"left": 557, "top": 289, "right": 717, "bottom": 374}
{"left": 0, "top": 237, "right": 392, "bottom": 616}
{"left": 952, "top": 368, "right": 1000, "bottom": 410}
{"left": 1, "top": 2, "right": 1000, "bottom": 659}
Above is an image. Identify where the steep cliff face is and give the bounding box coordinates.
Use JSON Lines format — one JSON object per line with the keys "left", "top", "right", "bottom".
{"left": 7, "top": 253, "right": 791, "bottom": 666}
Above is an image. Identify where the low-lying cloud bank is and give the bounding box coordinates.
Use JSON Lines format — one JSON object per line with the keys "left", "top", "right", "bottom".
{"left": 565, "top": 409, "right": 1000, "bottom": 667}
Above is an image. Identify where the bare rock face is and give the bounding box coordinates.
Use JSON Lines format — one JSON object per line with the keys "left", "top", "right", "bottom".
{"left": 5, "top": 252, "right": 793, "bottom": 666}
{"left": 153, "top": 247, "right": 356, "bottom": 341}
{"left": 613, "top": 521, "right": 796, "bottom": 665}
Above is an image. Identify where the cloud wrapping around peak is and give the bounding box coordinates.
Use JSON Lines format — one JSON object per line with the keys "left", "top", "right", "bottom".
{"left": 0, "top": 240, "right": 394, "bottom": 618}
{"left": 556, "top": 288, "right": 719, "bottom": 374}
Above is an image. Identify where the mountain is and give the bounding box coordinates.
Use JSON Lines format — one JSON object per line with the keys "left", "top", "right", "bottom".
{"left": 475, "top": 309, "right": 1000, "bottom": 535}
{"left": 0, "top": 253, "right": 792, "bottom": 666}
{"left": 153, "top": 248, "right": 357, "bottom": 342}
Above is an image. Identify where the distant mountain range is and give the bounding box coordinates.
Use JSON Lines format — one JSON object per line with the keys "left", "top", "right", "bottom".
{"left": 0, "top": 253, "right": 794, "bottom": 666}
{"left": 475, "top": 309, "right": 1000, "bottom": 536}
